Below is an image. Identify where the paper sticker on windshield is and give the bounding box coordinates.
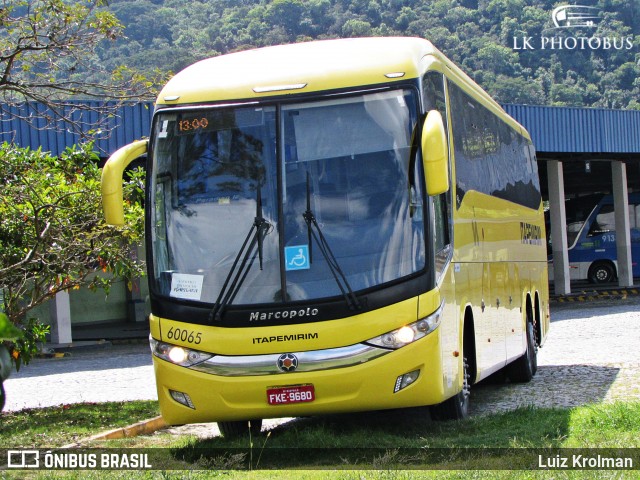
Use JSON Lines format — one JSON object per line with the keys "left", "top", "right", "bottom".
{"left": 170, "top": 274, "right": 204, "bottom": 300}
{"left": 285, "top": 245, "right": 310, "bottom": 271}
{"left": 158, "top": 120, "right": 169, "bottom": 138}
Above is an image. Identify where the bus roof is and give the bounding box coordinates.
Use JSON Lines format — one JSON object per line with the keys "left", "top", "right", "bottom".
{"left": 156, "top": 37, "right": 527, "bottom": 138}
{"left": 157, "top": 37, "right": 436, "bottom": 106}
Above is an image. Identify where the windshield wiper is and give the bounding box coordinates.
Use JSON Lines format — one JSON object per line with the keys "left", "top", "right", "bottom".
{"left": 209, "top": 185, "right": 271, "bottom": 322}
{"left": 303, "top": 173, "right": 361, "bottom": 311}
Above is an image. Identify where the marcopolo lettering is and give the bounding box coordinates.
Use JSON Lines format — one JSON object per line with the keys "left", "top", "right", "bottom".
{"left": 249, "top": 307, "right": 319, "bottom": 322}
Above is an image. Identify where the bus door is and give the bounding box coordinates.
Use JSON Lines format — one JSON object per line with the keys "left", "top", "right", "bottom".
{"left": 582, "top": 198, "right": 617, "bottom": 282}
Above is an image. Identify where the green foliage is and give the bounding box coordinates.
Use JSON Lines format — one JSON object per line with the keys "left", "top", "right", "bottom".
{"left": 0, "top": 142, "right": 144, "bottom": 370}
{"left": 0, "top": 313, "right": 23, "bottom": 380}
{"left": 0, "top": 313, "right": 22, "bottom": 342}
{"left": 4, "top": 317, "right": 50, "bottom": 372}
{"left": 94, "top": 0, "right": 639, "bottom": 109}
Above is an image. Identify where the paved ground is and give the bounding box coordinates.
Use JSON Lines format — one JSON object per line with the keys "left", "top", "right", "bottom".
{"left": 4, "top": 297, "right": 640, "bottom": 424}
{"left": 3, "top": 343, "right": 156, "bottom": 411}
{"left": 470, "top": 296, "right": 640, "bottom": 415}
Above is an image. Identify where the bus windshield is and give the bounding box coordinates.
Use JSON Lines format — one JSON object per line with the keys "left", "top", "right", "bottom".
{"left": 149, "top": 89, "right": 424, "bottom": 310}
{"left": 565, "top": 194, "right": 601, "bottom": 248}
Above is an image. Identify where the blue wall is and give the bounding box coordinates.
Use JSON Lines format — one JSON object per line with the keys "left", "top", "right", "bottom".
{"left": 2, "top": 101, "right": 640, "bottom": 156}
{"left": 503, "top": 104, "right": 640, "bottom": 154}
{"left": 0, "top": 101, "right": 153, "bottom": 157}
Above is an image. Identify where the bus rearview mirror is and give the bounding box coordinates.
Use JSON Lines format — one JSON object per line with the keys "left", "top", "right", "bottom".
{"left": 101, "top": 139, "right": 148, "bottom": 225}
{"left": 421, "top": 110, "right": 449, "bottom": 196}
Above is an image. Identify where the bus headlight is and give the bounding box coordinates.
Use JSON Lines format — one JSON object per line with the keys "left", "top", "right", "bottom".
{"left": 366, "top": 301, "right": 444, "bottom": 349}
{"left": 150, "top": 336, "right": 213, "bottom": 367}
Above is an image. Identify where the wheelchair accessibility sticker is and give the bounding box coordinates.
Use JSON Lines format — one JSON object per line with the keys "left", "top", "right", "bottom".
{"left": 285, "top": 245, "right": 310, "bottom": 271}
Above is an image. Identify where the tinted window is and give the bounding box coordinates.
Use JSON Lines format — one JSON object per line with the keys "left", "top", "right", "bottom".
{"left": 449, "top": 82, "right": 541, "bottom": 210}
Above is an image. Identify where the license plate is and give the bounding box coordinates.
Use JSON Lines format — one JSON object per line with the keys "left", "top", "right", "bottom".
{"left": 267, "top": 384, "right": 315, "bottom": 405}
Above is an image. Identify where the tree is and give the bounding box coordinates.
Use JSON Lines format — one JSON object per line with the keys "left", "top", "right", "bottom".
{"left": 0, "top": 0, "right": 161, "bottom": 137}
{"left": 0, "top": 312, "right": 22, "bottom": 409}
{"left": 342, "top": 19, "right": 372, "bottom": 37}
{"left": 0, "top": 142, "right": 144, "bottom": 368}
{"left": 0, "top": 1, "right": 153, "bottom": 371}
{"left": 266, "top": 0, "right": 307, "bottom": 39}
{"left": 489, "top": 75, "right": 545, "bottom": 105}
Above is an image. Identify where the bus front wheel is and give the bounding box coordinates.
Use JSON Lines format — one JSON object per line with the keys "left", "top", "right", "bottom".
{"left": 588, "top": 261, "right": 615, "bottom": 283}
{"left": 217, "top": 419, "right": 263, "bottom": 438}
{"left": 430, "top": 355, "right": 470, "bottom": 421}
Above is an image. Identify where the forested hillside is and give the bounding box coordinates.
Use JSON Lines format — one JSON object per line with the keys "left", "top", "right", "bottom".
{"left": 98, "top": 0, "right": 640, "bottom": 109}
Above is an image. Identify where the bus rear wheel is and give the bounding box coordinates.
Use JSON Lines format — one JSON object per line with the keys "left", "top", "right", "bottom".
{"left": 217, "top": 419, "right": 263, "bottom": 438}
{"left": 588, "top": 261, "right": 615, "bottom": 283}
{"left": 430, "top": 356, "right": 470, "bottom": 421}
{"left": 508, "top": 320, "right": 537, "bottom": 383}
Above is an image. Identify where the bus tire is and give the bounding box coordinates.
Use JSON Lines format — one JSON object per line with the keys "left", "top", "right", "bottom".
{"left": 430, "top": 355, "right": 470, "bottom": 421}
{"left": 588, "top": 261, "right": 615, "bottom": 283}
{"left": 217, "top": 419, "right": 263, "bottom": 438}
{"left": 508, "top": 320, "right": 537, "bottom": 383}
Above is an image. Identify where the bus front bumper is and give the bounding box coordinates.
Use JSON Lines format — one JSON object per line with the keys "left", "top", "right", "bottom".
{"left": 152, "top": 329, "right": 447, "bottom": 425}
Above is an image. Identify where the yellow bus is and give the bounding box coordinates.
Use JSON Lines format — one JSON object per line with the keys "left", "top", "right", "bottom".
{"left": 102, "top": 37, "right": 549, "bottom": 436}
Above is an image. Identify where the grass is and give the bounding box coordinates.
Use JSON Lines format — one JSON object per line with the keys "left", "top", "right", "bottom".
{"left": 1, "top": 401, "right": 639, "bottom": 477}
{"left": 0, "top": 401, "right": 159, "bottom": 448}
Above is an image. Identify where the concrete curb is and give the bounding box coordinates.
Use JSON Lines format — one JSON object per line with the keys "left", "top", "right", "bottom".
{"left": 62, "top": 415, "right": 167, "bottom": 448}
{"left": 551, "top": 287, "right": 640, "bottom": 303}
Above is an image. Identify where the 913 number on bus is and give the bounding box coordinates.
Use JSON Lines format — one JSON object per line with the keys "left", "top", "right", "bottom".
{"left": 166, "top": 327, "right": 202, "bottom": 345}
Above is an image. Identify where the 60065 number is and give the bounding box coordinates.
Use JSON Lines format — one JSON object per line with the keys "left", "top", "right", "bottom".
{"left": 166, "top": 327, "right": 202, "bottom": 345}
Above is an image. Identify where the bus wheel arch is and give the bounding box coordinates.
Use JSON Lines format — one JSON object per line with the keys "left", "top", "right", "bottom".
{"left": 588, "top": 260, "right": 616, "bottom": 283}
{"left": 430, "top": 306, "right": 475, "bottom": 421}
